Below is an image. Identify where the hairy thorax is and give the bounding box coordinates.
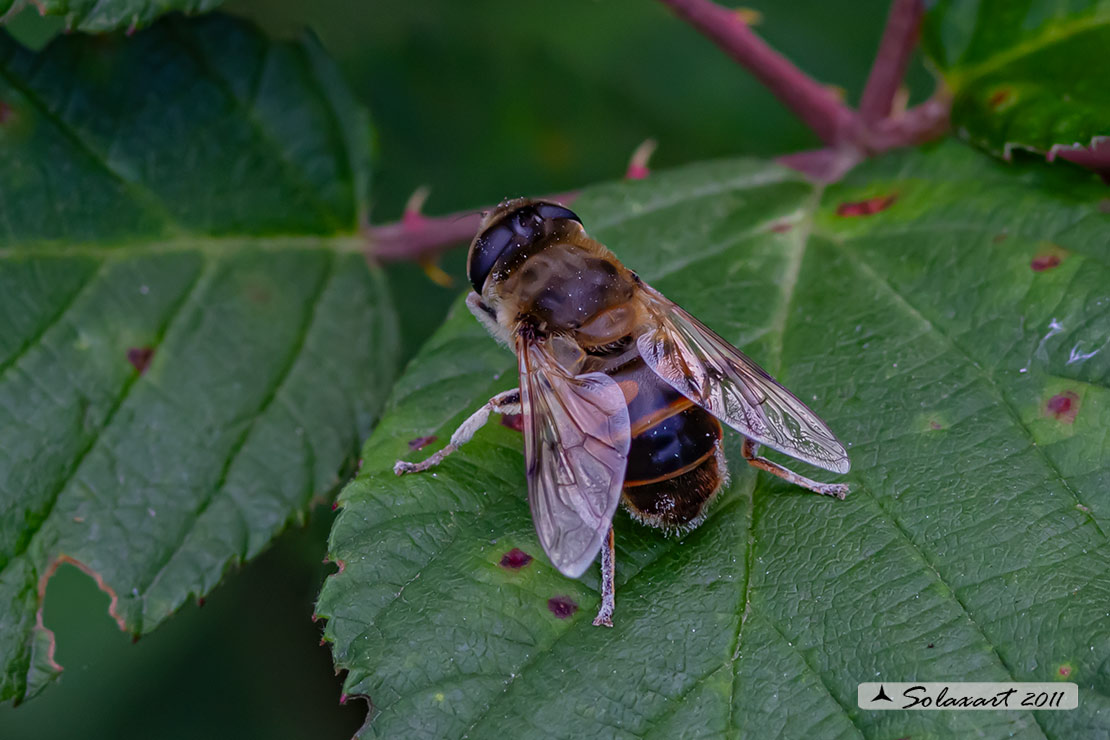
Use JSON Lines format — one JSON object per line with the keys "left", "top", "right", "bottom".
{"left": 493, "top": 239, "right": 642, "bottom": 349}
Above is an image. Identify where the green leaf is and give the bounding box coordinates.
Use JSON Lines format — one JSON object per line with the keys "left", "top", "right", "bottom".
{"left": 0, "top": 0, "right": 223, "bottom": 33}
{"left": 924, "top": 0, "right": 1110, "bottom": 161}
{"left": 318, "top": 140, "right": 1110, "bottom": 738}
{"left": 0, "top": 14, "right": 398, "bottom": 703}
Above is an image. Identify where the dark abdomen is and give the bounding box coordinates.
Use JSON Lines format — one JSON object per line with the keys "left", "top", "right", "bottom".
{"left": 609, "top": 354, "right": 724, "bottom": 531}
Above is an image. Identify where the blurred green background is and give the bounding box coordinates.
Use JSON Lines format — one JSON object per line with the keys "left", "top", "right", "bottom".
{"left": 0, "top": 1, "right": 930, "bottom": 737}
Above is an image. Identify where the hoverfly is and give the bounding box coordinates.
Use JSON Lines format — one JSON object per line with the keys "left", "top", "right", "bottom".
{"left": 395, "top": 199, "right": 850, "bottom": 626}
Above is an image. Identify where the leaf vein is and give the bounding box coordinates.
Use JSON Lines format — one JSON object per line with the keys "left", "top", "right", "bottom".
{"left": 165, "top": 18, "right": 344, "bottom": 232}
{"left": 833, "top": 239, "right": 1109, "bottom": 539}
{"left": 0, "top": 257, "right": 207, "bottom": 580}
{"left": 138, "top": 251, "right": 336, "bottom": 610}
{"left": 760, "top": 611, "right": 869, "bottom": 739}
{"left": 0, "top": 61, "right": 182, "bottom": 233}
{"left": 0, "top": 260, "right": 101, "bottom": 379}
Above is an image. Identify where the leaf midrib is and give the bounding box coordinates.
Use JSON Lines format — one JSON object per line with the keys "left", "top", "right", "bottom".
{"left": 0, "top": 234, "right": 369, "bottom": 258}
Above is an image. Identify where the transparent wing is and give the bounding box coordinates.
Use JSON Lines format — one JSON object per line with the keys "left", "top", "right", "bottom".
{"left": 636, "top": 284, "right": 850, "bottom": 474}
{"left": 518, "top": 334, "right": 631, "bottom": 578}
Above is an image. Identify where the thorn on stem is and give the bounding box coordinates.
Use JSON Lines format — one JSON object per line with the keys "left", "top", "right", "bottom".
{"left": 733, "top": 7, "right": 762, "bottom": 25}
{"left": 419, "top": 256, "right": 454, "bottom": 287}
{"left": 403, "top": 186, "right": 431, "bottom": 230}
{"left": 891, "top": 85, "right": 910, "bottom": 117}
{"left": 625, "top": 139, "right": 658, "bottom": 180}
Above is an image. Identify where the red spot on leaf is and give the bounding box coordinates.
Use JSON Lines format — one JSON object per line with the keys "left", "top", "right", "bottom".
{"left": 127, "top": 346, "right": 154, "bottom": 374}
{"left": 408, "top": 435, "right": 437, "bottom": 451}
{"left": 330, "top": 501, "right": 340, "bottom": 511}
{"left": 1031, "top": 244, "right": 1069, "bottom": 271}
{"left": 335, "top": 559, "right": 346, "bottom": 574}
{"left": 625, "top": 163, "right": 650, "bottom": 180}
{"left": 547, "top": 595, "right": 578, "bottom": 619}
{"left": 339, "top": 694, "right": 348, "bottom": 705}
{"left": 988, "top": 88, "right": 1013, "bottom": 110}
{"left": 499, "top": 548, "right": 533, "bottom": 570}
{"left": 1059, "top": 665, "right": 1072, "bottom": 678}
{"left": 929, "top": 421, "right": 942, "bottom": 431}
{"left": 501, "top": 413, "right": 525, "bottom": 432}
{"left": 770, "top": 221, "right": 793, "bottom": 233}
{"left": 836, "top": 194, "right": 896, "bottom": 217}
{"left": 247, "top": 284, "right": 272, "bottom": 304}
{"left": 196, "top": 597, "right": 206, "bottom": 607}
{"left": 1031, "top": 254, "right": 1060, "bottom": 271}
{"left": 1045, "top": 391, "right": 1080, "bottom": 423}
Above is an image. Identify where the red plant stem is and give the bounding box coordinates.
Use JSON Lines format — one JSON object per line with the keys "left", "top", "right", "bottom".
{"left": 371, "top": 0, "right": 950, "bottom": 262}
{"left": 865, "top": 95, "right": 950, "bottom": 151}
{"left": 368, "top": 209, "right": 481, "bottom": 262}
{"left": 777, "top": 148, "right": 863, "bottom": 183}
{"left": 859, "top": 0, "right": 924, "bottom": 123}
{"left": 368, "top": 191, "right": 579, "bottom": 262}
{"left": 657, "top": 0, "right": 857, "bottom": 147}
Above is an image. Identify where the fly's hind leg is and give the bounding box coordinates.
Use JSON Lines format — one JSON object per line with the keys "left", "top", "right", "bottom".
{"left": 593, "top": 524, "right": 616, "bottom": 627}
{"left": 741, "top": 438, "right": 849, "bottom": 499}
{"left": 393, "top": 388, "right": 521, "bottom": 475}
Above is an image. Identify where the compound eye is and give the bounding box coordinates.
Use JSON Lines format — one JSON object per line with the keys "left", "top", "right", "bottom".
{"left": 535, "top": 203, "right": 581, "bottom": 223}
{"left": 468, "top": 222, "right": 513, "bottom": 293}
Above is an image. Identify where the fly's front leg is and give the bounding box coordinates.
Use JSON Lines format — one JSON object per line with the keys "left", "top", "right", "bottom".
{"left": 741, "top": 438, "right": 849, "bottom": 499}
{"left": 593, "top": 525, "right": 616, "bottom": 627}
{"left": 393, "top": 388, "right": 521, "bottom": 475}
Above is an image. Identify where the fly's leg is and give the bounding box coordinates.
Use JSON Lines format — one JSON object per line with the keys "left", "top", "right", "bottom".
{"left": 741, "top": 438, "right": 849, "bottom": 499}
{"left": 592, "top": 525, "right": 616, "bottom": 627}
{"left": 393, "top": 389, "right": 521, "bottom": 475}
